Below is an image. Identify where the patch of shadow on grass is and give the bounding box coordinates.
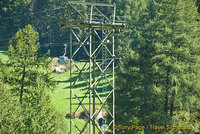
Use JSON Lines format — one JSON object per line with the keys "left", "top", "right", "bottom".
{"left": 64, "top": 92, "right": 109, "bottom": 100}
{"left": 64, "top": 96, "right": 88, "bottom": 100}
{"left": 56, "top": 80, "right": 68, "bottom": 83}
{"left": 64, "top": 82, "right": 88, "bottom": 90}
{"left": 0, "top": 51, "right": 7, "bottom": 55}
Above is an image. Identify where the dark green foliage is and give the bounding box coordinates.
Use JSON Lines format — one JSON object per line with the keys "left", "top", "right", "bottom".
{"left": 114, "top": 0, "right": 157, "bottom": 59}
{"left": 0, "top": 0, "right": 68, "bottom": 55}
{"left": 19, "top": 80, "right": 65, "bottom": 133}
{"left": 0, "top": 79, "right": 66, "bottom": 133}
{"left": 6, "top": 24, "right": 55, "bottom": 104}
{"left": 0, "top": 81, "right": 23, "bottom": 134}
{"left": 115, "top": 0, "right": 200, "bottom": 133}
{"left": 0, "top": 25, "right": 66, "bottom": 133}
{"left": 197, "top": 0, "right": 200, "bottom": 13}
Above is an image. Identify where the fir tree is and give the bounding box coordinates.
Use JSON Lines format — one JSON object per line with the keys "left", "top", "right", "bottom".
{"left": 146, "top": 0, "right": 200, "bottom": 119}
{"left": 0, "top": 81, "right": 23, "bottom": 133}
{"left": 7, "top": 24, "right": 54, "bottom": 104}
{"left": 0, "top": 25, "right": 67, "bottom": 133}
{"left": 115, "top": 0, "right": 200, "bottom": 133}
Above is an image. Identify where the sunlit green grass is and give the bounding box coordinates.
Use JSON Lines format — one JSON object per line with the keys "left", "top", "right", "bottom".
{"left": 0, "top": 50, "right": 8, "bottom": 63}
{"left": 0, "top": 50, "right": 111, "bottom": 133}
{"left": 50, "top": 61, "right": 112, "bottom": 133}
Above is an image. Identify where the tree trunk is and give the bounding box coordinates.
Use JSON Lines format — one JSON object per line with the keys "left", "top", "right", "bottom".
{"left": 170, "top": 81, "right": 176, "bottom": 116}
{"left": 164, "top": 69, "right": 170, "bottom": 114}
{"left": 170, "top": 90, "right": 175, "bottom": 116}
{"left": 20, "top": 65, "right": 26, "bottom": 104}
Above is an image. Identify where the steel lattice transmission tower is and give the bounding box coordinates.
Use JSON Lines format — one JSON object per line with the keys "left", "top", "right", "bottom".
{"left": 60, "top": 1, "right": 124, "bottom": 133}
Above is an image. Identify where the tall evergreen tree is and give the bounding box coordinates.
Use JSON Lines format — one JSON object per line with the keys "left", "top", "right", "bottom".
{"left": 0, "top": 25, "right": 67, "bottom": 133}
{"left": 146, "top": 0, "right": 200, "bottom": 118}
{"left": 115, "top": 0, "right": 200, "bottom": 133}
{"left": 150, "top": 1, "right": 200, "bottom": 132}
{"left": 7, "top": 24, "right": 55, "bottom": 104}
{"left": 0, "top": 81, "right": 23, "bottom": 133}
{"left": 114, "top": 0, "right": 153, "bottom": 57}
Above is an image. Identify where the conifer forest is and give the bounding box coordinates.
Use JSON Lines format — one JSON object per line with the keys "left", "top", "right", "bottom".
{"left": 0, "top": 0, "right": 200, "bottom": 134}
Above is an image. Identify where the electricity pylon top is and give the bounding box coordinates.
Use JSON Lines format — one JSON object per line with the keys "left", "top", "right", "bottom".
{"left": 59, "top": 1, "right": 125, "bottom": 30}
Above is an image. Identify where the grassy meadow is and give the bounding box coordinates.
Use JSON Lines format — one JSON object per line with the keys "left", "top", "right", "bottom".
{"left": 0, "top": 49, "right": 111, "bottom": 133}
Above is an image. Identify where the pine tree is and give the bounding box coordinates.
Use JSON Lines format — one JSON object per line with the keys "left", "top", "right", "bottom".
{"left": 0, "top": 25, "right": 67, "bottom": 133}
{"left": 115, "top": 0, "right": 200, "bottom": 133}
{"left": 19, "top": 76, "right": 66, "bottom": 133}
{"left": 146, "top": 0, "right": 200, "bottom": 117}
{"left": 7, "top": 24, "right": 54, "bottom": 104}
{"left": 115, "top": 0, "right": 150, "bottom": 57}
{"left": 151, "top": 1, "right": 200, "bottom": 132}
{"left": 0, "top": 81, "right": 23, "bottom": 133}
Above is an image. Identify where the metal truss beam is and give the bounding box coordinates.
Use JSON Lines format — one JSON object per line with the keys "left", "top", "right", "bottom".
{"left": 69, "top": 1, "right": 116, "bottom": 7}
{"left": 60, "top": 1, "right": 124, "bottom": 133}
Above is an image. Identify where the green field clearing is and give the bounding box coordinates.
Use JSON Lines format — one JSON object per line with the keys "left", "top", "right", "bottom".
{"left": 51, "top": 61, "right": 112, "bottom": 133}
{"left": 0, "top": 50, "right": 111, "bottom": 133}
{"left": 0, "top": 50, "right": 8, "bottom": 63}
